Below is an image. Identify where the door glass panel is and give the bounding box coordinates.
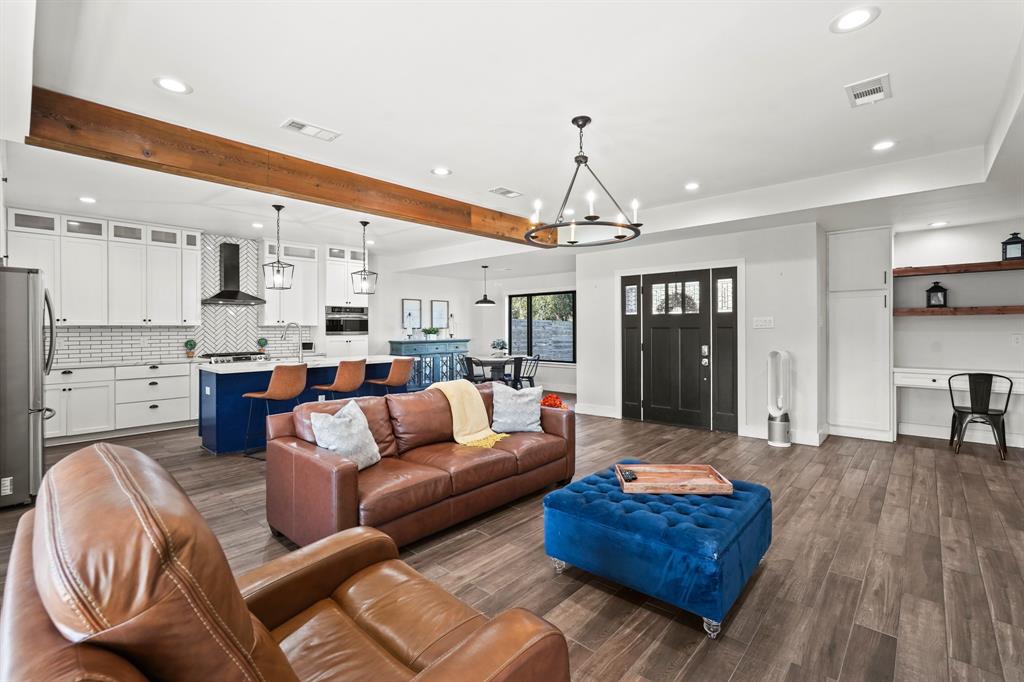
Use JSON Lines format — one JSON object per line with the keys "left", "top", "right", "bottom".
{"left": 184, "top": 233, "right": 199, "bottom": 247}
{"left": 667, "top": 282, "right": 683, "bottom": 314}
{"left": 328, "top": 247, "right": 346, "bottom": 260}
{"left": 349, "top": 249, "right": 365, "bottom": 262}
{"left": 716, "top": 278, "right": 734, "bottom": 313}
{"left": 651, "top": 283, "right": 666, "bottom": 314}
{"left": 509, "top": 296, "right": 528, "bottom": 355}
{"left": 267, "top": 243, "right": 277, "bottom": 256}
{"left": 14, "top": 213, "right": 56, "bottom": 231}
{"left": 684, "top": 281, "right": 700, "bottom": 313}
{"left": 66, "top": 220, "right": 104, "bottom": 237}
{"left": 113, "top": 224, "right": 144, "bottom": 241}
{"left": 625, "top": 285, "right": 638, "bottom": 315}
{"left": 150, "top": 229, "right": 178, "bottom": 245}
{"left": 283, "top": 245, "right": 316, "bottom": 259}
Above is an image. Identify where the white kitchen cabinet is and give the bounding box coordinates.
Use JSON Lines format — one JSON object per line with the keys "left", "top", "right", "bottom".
{"left": 325, "top": 259, "right": 349, "bottom": 307}
{"left": 279, "top": 258, "right": 318, "bottom": 325}
{"left": 828, "top": 290, "right": 891, "bottom": 434}
{"left": 6, "top": 231, "right": 61, "bottom": 317}
{"left": 182, "top": 230, "right": 202, "bottom": 250}
{"left": 108, "top": 241, "right": 148, "bottom": 324}
{"left": 828, "top": 227, "right": 892, "bottom": 292}
{"left": 146, "top": 245, "right": 181, "bottom": 325}
{"left": 60, "top": 237, "right": 108, "bottom": 325}
{"left": 325, "top": 336, "right": 369, "bottom": 358}
{"left": 8, "top": 208, "right": 59, "bottom": 235}
{"left": 181, "top": 249, "right": 201, "bottom": 325}
{"left": 64, "top": 381, "right": 116, "bottom": 435}
{"left": 346, "top": 260, "right": 370, "bottom": 307}
{"left": 61, "top": 216, "right": 107, "bottom": 241}
{"left": 189, "top": 364, "right": 200, "bottom": 420}
{"left": 43, "top": 387, "right": 65, "bottom": 438}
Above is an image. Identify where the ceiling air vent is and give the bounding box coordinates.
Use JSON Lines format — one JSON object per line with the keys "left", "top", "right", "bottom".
{"left": 280, "top": 118, "right": 341, "bottom": 141}
{"left": 845, "top": 74, "right": 892, "bottom": 107}
{"left": 489, "top": 186, "right": 523, "bottom": 199}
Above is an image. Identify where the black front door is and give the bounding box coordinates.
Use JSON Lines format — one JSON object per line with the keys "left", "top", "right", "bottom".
{"left": 641, "top": 269, "right": 711, "bottom": 428}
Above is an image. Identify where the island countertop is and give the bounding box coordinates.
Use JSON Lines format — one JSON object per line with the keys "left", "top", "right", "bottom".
{"left": 199, "top": 354, "right": 407, "bottom": 375}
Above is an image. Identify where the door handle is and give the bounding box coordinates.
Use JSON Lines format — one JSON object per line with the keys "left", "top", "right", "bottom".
{"left": 149, "top": 365, "right": 159, "bottom": 369}
{"left": 148, "top": 381, "right": 159, "bottom": 386}
{"left": 701, "top": 358, "right": 710, "bottom": 366}
{"left": 701, "top": 344, "right": 709, "bottom": 357}
{"left": 149, "top": 404, "right": 159, "bottom": 409}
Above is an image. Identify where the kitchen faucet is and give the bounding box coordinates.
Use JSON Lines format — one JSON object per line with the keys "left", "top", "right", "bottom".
{"left": 282, "top": 322, "right": 303, "bottom": 362}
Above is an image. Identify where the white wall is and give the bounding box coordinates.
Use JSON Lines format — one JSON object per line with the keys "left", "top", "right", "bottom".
{"left": 472, "top": 271, "right": 578, "bottom": 393}
{"left": 893, "top": 220, "right": 1024, "bottom": 447}
{"left": 575, "top": 222, "right": 823, "bottom": 445}
{"left": 368, "top": 270, "right": 477, "bottom": 355}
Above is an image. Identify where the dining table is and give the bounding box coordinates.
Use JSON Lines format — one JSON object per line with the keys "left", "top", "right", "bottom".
{"left": 470, "top": 355, "right": 526, "bottom": 382}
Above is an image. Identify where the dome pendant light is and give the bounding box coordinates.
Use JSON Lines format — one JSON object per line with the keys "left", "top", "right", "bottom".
{"left": 350, "top": 220, "right": 378, "bottom": 295}
{"left": 524, "top": 115, "right": 642, "bottom": 247}
{"left": 475, "top": 265, "right": 496, "bottom": 306}
{"left": 263, "top": 204, "right": 294, "bottom": 290}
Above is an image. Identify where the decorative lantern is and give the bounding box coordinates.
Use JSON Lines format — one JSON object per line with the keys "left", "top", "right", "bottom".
{"left": 263, "top": 205, "right": 293, "bottom": 290}
{"left": 350, "top": 220, "right": 378, "bottom": 294}
{"left": 926, "top": 281, "right": 948, "bottom": 308}
{"left": 1002, "top": 232, "right": 1024, "bottom": 261}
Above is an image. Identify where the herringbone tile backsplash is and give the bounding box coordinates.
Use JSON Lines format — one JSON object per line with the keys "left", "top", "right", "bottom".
{"left": 53, "top": 233, "right": 311, "bottom": 367}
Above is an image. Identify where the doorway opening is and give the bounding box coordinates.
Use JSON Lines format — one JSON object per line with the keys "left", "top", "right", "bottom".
{"left": 621, "top": 267, "right": 738, "bottom": 431}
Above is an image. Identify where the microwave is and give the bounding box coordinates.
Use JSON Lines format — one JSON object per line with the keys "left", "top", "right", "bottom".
{"left": 325, "top": 306, "right": 369, "bottom": 335}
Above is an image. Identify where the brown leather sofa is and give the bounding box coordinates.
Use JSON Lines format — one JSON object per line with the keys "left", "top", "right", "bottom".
{"left": 0, "top": 443, "right": 571, "bottom": 682}
{"left": 266, "top": 382, "right": 575, "bottom": 547}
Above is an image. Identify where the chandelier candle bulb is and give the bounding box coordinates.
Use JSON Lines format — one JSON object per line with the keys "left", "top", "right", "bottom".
{"left": 631, "top": 198, "right": 639, "bottom": 224}
{"left": 586, "top": 191, "right": 597, "bottom": 220}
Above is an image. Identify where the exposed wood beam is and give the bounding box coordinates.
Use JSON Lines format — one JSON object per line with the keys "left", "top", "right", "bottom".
{"left": 26, "top": 87, "right": 546, "bottom": 245}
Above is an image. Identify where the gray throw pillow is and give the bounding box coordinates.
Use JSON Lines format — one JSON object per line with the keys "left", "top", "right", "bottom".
{"left": 309, "top": 401, "right": 381, "bottom": 470}
{"left": 491, "top": 383, "right": 543, "bottom": 433}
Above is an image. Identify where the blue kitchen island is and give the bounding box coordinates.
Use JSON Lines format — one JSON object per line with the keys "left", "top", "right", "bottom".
{"left": 199, "top": 355, "right": 408, "bottom": 455}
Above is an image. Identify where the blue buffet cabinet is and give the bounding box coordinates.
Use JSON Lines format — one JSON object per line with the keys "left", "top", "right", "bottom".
{"left": 388, "top": 338, "right": 469, "bottom": 390}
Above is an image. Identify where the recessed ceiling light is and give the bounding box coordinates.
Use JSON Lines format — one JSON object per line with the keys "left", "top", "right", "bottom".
{"left": 252, "top": 222, "right": 263, "bottom": 228}
{"left": 829, "top": 6, "right": 881, "bottom": 33}
{"left": 685, "top": 181, "right": 700, "bottom": 191}
{"left": 430, "top": 167, "right": 452, "bottom": 176}
{"left": 929, "top": 221, "right": 949, "bottom": 228}
{"left": 78, "top": 196, "right": 96, "bottom": 204}
{"left": 872, "top": 139, "right": 896, "bottom": 152}
{"left": 153, "top": 76, "right": 193, "bottom": 94}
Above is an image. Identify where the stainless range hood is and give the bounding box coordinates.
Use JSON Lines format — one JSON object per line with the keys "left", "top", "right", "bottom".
{"left": 201, "top": 243, "right": 266, "bottom": 306}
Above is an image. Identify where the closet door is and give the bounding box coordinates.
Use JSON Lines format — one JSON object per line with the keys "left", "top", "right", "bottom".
{"left": 828, "top": 290, "right": 890, "bottom": 433}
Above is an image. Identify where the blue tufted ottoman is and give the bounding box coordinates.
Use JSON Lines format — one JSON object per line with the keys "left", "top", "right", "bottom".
{"left": 543, "top": 460, "right": 772, "bottom": 638}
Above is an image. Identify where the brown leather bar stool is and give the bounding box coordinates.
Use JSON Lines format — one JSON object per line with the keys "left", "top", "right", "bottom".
{"left": 366, "top": 357, "right": 415, "bottom": 394}
{"left": 243, "top": 363, "right": 307, "bottom": 454}
{"left": 312, "top": 359, "right": 366, "bottom": 400}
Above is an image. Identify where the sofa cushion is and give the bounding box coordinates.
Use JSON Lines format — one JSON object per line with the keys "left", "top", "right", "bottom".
{"left": 334, "top": 559, "right": 487, "bottom": 671}
{"left": 310, "top": 401, "right": 381, "bottom": 470}
{"left": 402, "top": 443, "right": 518, "bottom": 495}
{"left": 295, "top": 396, "right": 398, "bottom": 457}
{"left": 358, "top": 458, "right": 453, "bottom": 526}
{"left": 491, "top": 383, "right": 543, "bottom": 433}
{"left": 492, "top": 432, "right": 566, "bottom": 474}
{"left": 386, "top": 390, "right": 454, "bottom": 453}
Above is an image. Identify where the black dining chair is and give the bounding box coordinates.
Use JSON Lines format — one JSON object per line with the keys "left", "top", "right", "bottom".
{"left": 503, "top": 356, "right": 524, "bottom": 388}
{"left": 948, "top": 373, "right": 1013, "bottom": 460}
{"left": 462, "top": 355, "right": 487, "bottom": 384}
{"left": 520, "top": 355, "right": 540, "bottom": 388}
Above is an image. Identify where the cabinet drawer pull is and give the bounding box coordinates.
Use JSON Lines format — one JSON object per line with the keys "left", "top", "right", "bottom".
{"left": 61, "top": 370, "right": 72, "bottom": 375}
{"left": 149, "top": 381, "right": 159, "bottom": 386}
{"left": 149, "top": 365, "right": 159, "bottom": 369}
{"left": 149, "top": 404, "right": 159, "bottom": 409}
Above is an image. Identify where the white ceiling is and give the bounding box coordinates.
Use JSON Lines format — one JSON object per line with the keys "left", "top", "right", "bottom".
{"left": 30, "top": 0, "right": 1024, "bottom": 219}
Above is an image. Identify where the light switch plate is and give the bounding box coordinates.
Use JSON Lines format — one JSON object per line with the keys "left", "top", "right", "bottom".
{"left": 752, "top": 316, "right": 775, "bottom": 329}
{"left": 204, "top": 386, "right": 210, "bottom": 395}
{"left": 1012, "top": 333, "right": 1023, "bottom": 347}
{"left": 318, "top": 395, "right": 326, "bottom": 402}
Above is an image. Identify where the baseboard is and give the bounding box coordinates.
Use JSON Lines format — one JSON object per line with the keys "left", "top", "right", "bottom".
{"left": 574, "top": 403, "right": 620, "bottom": 418}
{"left": 737, "top": 424, "right": 823, "bottom": 447}
{"left": 898, "top": 421, "right": 1023, "bottom": 449}
{"left": 46, "top": 420, "right": 198, "bottom": 447}
{"left": 828, "top": 424, "right": 894, "bottom": 443}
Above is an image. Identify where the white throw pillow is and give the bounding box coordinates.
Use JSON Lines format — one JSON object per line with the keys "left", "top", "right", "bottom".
{"left": 491, "top": 383, "right": 543, "bottom": 433}
{"left": 309, "top": 401, "right": 381, "bottom": 470}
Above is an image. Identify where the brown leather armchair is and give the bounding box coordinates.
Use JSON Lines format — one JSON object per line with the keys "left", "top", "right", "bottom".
{"left": 0, "top": 443, "right": 571, "bottom": 682}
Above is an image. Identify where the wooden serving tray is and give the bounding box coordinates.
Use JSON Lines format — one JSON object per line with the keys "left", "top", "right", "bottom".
{"left": 614, "top": 464, "right": 733, "bottom": 495}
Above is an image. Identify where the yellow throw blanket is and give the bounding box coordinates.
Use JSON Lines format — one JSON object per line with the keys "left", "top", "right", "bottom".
{"left": 429, "top": 379, "right": 508, "bottom": 448}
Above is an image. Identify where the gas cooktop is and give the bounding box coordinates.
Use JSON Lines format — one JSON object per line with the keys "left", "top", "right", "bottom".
{"left": 199, "top": 352, "right": 269, "bottom": 364}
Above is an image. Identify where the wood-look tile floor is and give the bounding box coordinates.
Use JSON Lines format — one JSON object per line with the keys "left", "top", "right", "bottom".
{"left": 3, "top": 414, "right": 1023, "bottom": 681}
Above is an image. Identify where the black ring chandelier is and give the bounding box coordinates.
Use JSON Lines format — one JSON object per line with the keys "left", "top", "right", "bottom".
{"left": 524, "top": 115, "right": 642, "bottom": 247}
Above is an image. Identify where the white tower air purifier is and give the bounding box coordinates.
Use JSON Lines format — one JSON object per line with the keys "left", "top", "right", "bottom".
{"left": 767, "top": 350, "right": 792, "bottom": 447}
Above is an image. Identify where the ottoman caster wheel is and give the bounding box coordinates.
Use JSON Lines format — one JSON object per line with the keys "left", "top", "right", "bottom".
{"left": 551, "top": 558, "right": 569, "bottom": 575}
{"left": 702, "top": 618, "right": 721, "bottom": 640}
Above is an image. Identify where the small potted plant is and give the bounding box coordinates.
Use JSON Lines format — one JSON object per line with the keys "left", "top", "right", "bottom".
{"left": 422, "top": 326, "right": 440, "bottom": 340}
{"left": 491, "top": 338, "right": 508, "bottom": 356}
{"left": 257, "top": 337, "right": 268, "bottom": 354}
{"left": 183, "top": 338, "right": 197, "bottom": 358}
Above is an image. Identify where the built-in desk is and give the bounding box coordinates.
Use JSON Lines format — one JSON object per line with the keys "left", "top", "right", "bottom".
{"left": 894, "top": 366, "right": 1023, "bottom": 447}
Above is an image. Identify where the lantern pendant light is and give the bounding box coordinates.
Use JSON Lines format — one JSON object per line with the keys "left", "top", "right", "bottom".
{"left": 350, "top": 220, "right": 378, "bottom": 295}
{"left": 475, "top": 265, "right": 496, "bottom": 306}
{"left": 263, "top": 204, "right": 294, "bottom": 290}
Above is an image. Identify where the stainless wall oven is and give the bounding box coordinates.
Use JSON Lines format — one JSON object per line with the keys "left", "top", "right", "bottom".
{"left": 325, "top": 306, "right": 369, "bottom": 335}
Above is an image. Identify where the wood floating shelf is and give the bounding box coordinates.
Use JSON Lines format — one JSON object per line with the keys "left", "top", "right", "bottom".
{"left": 893, "top": 260, "right": 1024, "bottom": 277}
{"left": 893, "top": 305, "right": 1024, "bottom": 316}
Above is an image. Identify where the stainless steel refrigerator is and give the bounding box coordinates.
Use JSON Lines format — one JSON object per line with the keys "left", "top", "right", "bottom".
{"left": 0, "top": 266, "right": 56, "bottom": 507}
